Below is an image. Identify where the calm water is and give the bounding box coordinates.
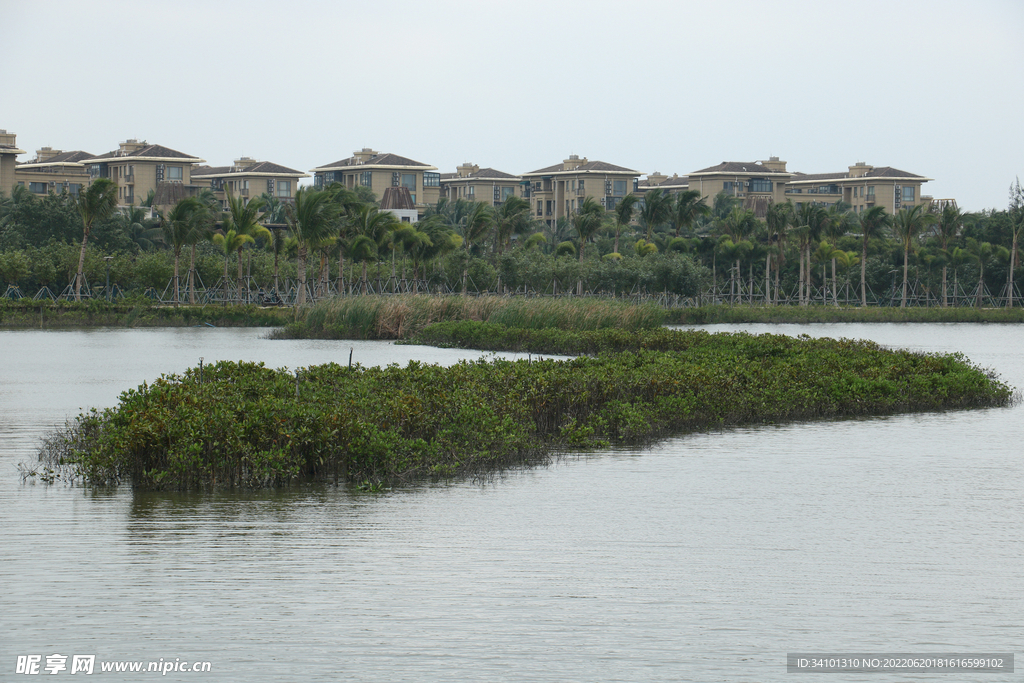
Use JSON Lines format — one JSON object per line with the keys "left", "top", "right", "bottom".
{"left": 1, "top": 325, "right": 1021, "bottom": 682}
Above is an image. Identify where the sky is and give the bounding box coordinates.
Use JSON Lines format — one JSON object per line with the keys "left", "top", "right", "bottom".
{"left": 3, "top": 0, "right": 1022, "bottom": 211}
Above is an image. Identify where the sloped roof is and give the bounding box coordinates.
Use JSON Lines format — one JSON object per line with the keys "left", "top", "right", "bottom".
{"left": 442, "top": 167, "right": 519, "bottom": 181}
{"left": 192, "top": 161, "right": 307, "bottom": 177}
{"left": 659, "top": 175, "right": 689, "bottom": 187}
{"left": 789, "top": 166, "right": 928, "bottom": 183}
{"left": 19, "top": 150, "right": 96, "bottom": 167}
{"left": 690, "top": 161, "right": 786, "bottom": 175}
{"left": 380, "top": 186, "right": 416, "bottom": 211}
{"left": 91, "top": 143, "right": 203, "bottom": 163}
{"left": 524, "top": 160, "right": 639, "bottom": 175}
{"left": 314, "top": 152, "right": 434, "bottom": 171}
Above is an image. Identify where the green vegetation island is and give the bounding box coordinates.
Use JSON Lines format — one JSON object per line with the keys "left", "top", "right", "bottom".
{"left": 32, "top": 297, "right": 1014, "bottom": 491}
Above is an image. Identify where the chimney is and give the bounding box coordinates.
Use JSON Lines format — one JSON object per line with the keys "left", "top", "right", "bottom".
{"left": 118, "top": 139, "right": 146, "bottom": 155}
{"left": 457, "top": 162, "right": 479, "bottom": 178}
{"left": 353, "top": 148, "right": 378, "bottom": 164}
{"left": 848, "top": 161, "right": 872, "bottom": 178}
{"left": 233, "top": 156, "right": 258, "bottom": 171}
{"left": 563, "top": 154, "right": 586, "bottom": 171}
{"left": 762, "top": 156, "right": 787, "bottom": 172}
{"left": 35, "top": 146, "right": 61, "bottom": 163}
{"left": 646, "top": 171, "right": 668, "bottom": 186}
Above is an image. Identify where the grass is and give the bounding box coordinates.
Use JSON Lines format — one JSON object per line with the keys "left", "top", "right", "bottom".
{"left": 0, "top": 299, "right": 292, "bottom": 328}
{"left": 665, "top": 304, "right": 1024, "bottom": 324}
{"left": 272, "top": 295, "right": 666, "bottom": 339}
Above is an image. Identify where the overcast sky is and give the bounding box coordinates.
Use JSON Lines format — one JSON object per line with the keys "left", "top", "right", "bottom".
{"left": 4, "top": 0, "right": 1021, "bottom": 211}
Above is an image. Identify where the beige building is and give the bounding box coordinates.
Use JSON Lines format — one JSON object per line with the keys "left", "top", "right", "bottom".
{"left": 520, "top": 155, "right": 641, "bottom": 228}
{"left": 439, "top": 163, "right": 521, "bottom": 207}
{"left": 191, "top": 157, "right": 309, "bottom": 209}
{"left": 14, "top": 147, "right": 94, "bottom": 197}
{"left": 785, "top": 162, "right": 932, "bottom": 215}
{"left": 686, "top": 158, "right": 792, "bottom": 209}
{"left": 311, "top": 148, "right": 440, "bottom": 214}
{"left": 0, "top": 130, "right": 27, "bottom": 195}
{"left": 87, "top": 139, "right": 204, "bottom": 209}
{"left": 636, "top": 171, "right": 688, "bottom": 197}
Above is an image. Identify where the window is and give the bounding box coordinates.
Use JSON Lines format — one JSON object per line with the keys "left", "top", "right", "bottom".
{"left": 613, "top": 179, "right": 626, "bottom": 196}
{"left": 168, "top": 166, "right": 183, "bottom": 181}
{"left": 68, "top": 183, "right": 81, "bottom": 196}
{"left": 401, "top": 216, "right": 411, "bottom": 223}
{"left": 401, "top": 173, "right": 416, "bottom": 191}
{"left": 423, "top": 172, "right": 440, "bottom": 187}
{"left": 467, "top": 185, "right": 474, "bottom": 198}
{"left": 361, "top": 171, "right": 372, "bottom": 187}
{"left": 867, "top": 186, "right": 875, "bottom": 196}
{"left": 537, "top": 201, "right": 542, "bottom": 216}
{"left": 276, "top": 180, "right": 291, "bottom": 198}
{"left": 501, "top": 186, "right": 514, "bottom": 201}
{"left": 902, "top": 186, "right": 915, "bottom": 201}
{"left": 749, "top": 178, "right": 772, "bottom": 193}
{"left": 723, "top": 181, "right": 739, "bottom": 194}
{"left": 410, "top": 193, "right": 416, "bottom": 204}
{"left": 29, "top": 182, "right": 47, "bottom": 194}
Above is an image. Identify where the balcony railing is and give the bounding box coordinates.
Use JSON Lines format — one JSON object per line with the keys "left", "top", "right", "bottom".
{"left": 123, "top": 173, "right": 134, "bottom": 184}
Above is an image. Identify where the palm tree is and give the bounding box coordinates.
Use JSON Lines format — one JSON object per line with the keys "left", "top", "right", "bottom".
{"left": 639, "top": 188, "right": 673, "bottom": 241}
{"left": 857, "top": 206, "right": 890, "bottom": 307}
{"left": 935, "top": 204, "right": 965, "bottom": 307}
{"left": 962, "top": 238, "right": 1010, "bottom": 308}
{"left": 671, "top": 190, "right": 711, "bottom": 238}
{"left": 493, "top": 195, "right": 532, "bottom": 254}
{"left": 460, "top": 202, "right": 493, "bottom": 295}
{"left": 824, "top": 202, "right": 854, "bottom": 304}
{"left": 793, "top": 204, "right": 828, "bottom": 305}
{"left": 1006, "top": 178, "right": 1024, "bottom": 307}
{"left": 73, "top": 177, "right": 118, "bottom": 300}
{"left": 349, "top": 204, "right": 400, "bottom": 293}
{"left": 765, "top": 202, "right": 792, "bottom": 304}
{"left": 286, "top": 187, "right": 339, "bottom": 306}
{"left": 892, "top": 204, "right": 936, "bottom": 308}
{"left": 161, "top": 197, "right": 207, "bottom": 305}
{"left": 222, "top": 190, "right": 268, "bottom": 302}
{"left": 612, "top": 194, "right": 639, "bottom": 255}
{"left": 571, "top": 197, "right": 605, "bottom": 295}
{"left": 211, "top": 230, "right": 255, "bottom": 286}
{"left": 719, "top": 208, "right": 757, "bottom": 301}
{"left": 116, "top": 206, "right": 163, "bottom": 251}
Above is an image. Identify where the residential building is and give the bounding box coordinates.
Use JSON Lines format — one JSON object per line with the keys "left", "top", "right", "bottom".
{"left": 311, "top": 148, "right": 440, "bottom": 214}
{"left": 191, "top": 157, "right": 309, "bottom": 208}
{"left": 636, "top": 171, "right": 689, "bottom": 197}
{"left": 439, "top": 163, "right": 521, "bottom": 207}
{"left": 785, "top": 162, "right": 932, "bottom": 215}
{"left": 14, "top": 147, "right": 94, "bottom": 197}
{"left": 520, "top": 155, "right": 641, "bottom": 228}
{"left": 686, "top": 158, "right": 792, "bottom": 213}
{"left": 0, "top": 130, "right": 27, "bottom": 194}
{"left": 86, "top": 139, "right": 204, "bottom": 209}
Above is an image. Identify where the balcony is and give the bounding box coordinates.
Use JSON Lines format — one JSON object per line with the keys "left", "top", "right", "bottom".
{"left": 123, "top": 173, "right": 134, "bottom": 184}
{"left": 865, "top": 195, "right": 876, "bottom": 204}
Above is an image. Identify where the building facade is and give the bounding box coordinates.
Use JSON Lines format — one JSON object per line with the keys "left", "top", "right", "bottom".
{"left": 439, "top": 163, "right": 521, "bottom": 207}
{"left": 785, "top": 162, "right": 931, "bottom": 215}
{"left": 0, "top": 130, "right": 27, "bottom": 195}
{"left": 520, "top": 155, "right": 641, "bottom": 228}
{"left": 86, "top": 140, "right": 204, "bottom": 209}
{"left": 14, "top": 147, "right": 94, "bottom": 197}
{"left": 191, "top": 157, "right": 309, "bottom": 208}
{"left": 311, "top": 149, "right": 440, "bottom": 214}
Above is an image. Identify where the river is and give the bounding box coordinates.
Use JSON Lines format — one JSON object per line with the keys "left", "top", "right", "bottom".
{"left": 1, "top": 324, "right": 1020, "bottom": 682}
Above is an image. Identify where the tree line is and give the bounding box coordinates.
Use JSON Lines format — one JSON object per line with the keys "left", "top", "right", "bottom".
{"left": 1, "top": 179, "right": 1022, "bottom": 306}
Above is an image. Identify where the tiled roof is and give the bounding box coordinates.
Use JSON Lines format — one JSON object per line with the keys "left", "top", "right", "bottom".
{"left": 21, "top": 150, "right": 96, "bottom": 165}
{"left": 690, "top": 161, "right": 784, "bottom": 175}
{"left": 789, "top": 166, "right": 926, "bottom": 183}
{"left": 91, "top": 144, "right": 202, "bottom": 162}
{"left": 315, "top": 152, "right": 433, "bottom": 170}
{"left": 659, "top": 175, "right": 689, "bottom": 187}
{"left": 442, "top": 167, "right": 519, "bottom": 181}
{"left": 380, "top": 187, "right": 416, "bottom": 211}
{"left": 525, "top": 160, "right": 639, "bottom": 175}
{"left": 193, "top": 161, "right": 306, "bottom": 177}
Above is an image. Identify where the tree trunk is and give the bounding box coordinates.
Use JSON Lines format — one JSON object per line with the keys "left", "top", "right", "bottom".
{"left": 798, "top": 245, "right": 805, "bottom": 306}
{"left": 1008, "top": 234, "right": 1017, "bottom": 308}
{"left": 173, "top": 249, "right": 181, "bottom": 306}
{"left": 613, "top": 225, "right": 620, "bottom": 255}
{"left": 901, "top": 247, "right": 909, "bottom": 308}
{"left": 75, "top": 227, "right": 91, "bottom": 301}
{"left": 765, "top": 251, "right": 771, "bottom": 306}
{"left": 831, "top": 256, "right": 837, "bottom": 307}
{"left": 236, "top": 247, "right": 244, "bottom": 304}
{"left": 941, "top": 265, "right": 948, "bottom": 308}
{"left": 861, "top": 238, "right": 868, "bottom": 307}
{"left": 296, "top": 245, "right": 307, "bottom": 307}
{"left": 189, "top": 245, "right": 197, "bottom": 305}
